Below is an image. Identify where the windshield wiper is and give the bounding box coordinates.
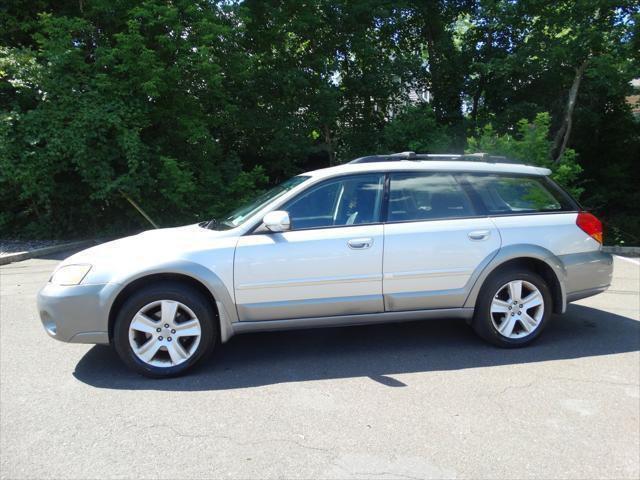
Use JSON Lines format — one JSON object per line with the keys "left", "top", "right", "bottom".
{"left": 200, "top": 218, "right": 233, "bottom": 230}
{"left": 205, "top": 218, "right": 219, "bottom": 229}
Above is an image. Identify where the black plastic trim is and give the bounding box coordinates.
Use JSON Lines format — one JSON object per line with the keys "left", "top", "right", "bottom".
{"left": 381, "top": 173, "right": 391, "bottom": 222}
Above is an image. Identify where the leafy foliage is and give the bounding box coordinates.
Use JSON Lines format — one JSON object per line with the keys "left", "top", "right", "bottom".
{"left": 468, "top": 113, "right": 583, "bottom": 198}
{"left": 382, "top": 105, "right": 451, "bottom": 154}
{"left": 1, "top": 0, "right": 638, "bottom": 244}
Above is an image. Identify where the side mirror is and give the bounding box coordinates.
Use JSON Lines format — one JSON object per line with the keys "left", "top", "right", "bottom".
{"left": 263, "top": 210, "right": 291, "bottom": 232}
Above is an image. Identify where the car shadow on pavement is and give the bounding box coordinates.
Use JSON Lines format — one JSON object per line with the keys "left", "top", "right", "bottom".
{"left": 73, "top": 304, "right": 640, "bottom": 391}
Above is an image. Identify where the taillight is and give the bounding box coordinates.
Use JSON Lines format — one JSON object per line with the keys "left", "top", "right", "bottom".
{"left": 576, "top": 212, "right": 603, "bottom": 244}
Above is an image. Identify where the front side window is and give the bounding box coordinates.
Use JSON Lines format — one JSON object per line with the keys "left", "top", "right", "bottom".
{"left": 461, "top": 174, "right": 574, "bottom": 214}
{"left": 283, "top": 174, "right": 384, "bottom": 230}
{"left": 387, "top": 173, "right": 475, "bottom": 222}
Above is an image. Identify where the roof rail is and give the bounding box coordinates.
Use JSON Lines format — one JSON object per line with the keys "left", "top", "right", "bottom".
{"left": 349, "top": 151, "right": 417, "bottom": 164}
{"left": 348, "top": 151, "right": 520, "bottom": 164}
{"left": 459, "top": 152, "right": 511, "bottom": 163}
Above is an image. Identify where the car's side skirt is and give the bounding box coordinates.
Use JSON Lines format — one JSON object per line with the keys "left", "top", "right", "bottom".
{"left": 236, "top": 294, "right": 383, "bottom": 322}
{"left": 231, "top": 307, "right": 474, "bottom": 336}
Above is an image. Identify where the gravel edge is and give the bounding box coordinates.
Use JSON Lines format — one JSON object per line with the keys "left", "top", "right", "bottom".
{"left": 0, "top": 240, "right": 97, "bottom": 266}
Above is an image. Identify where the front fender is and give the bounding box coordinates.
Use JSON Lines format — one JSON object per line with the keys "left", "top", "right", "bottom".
{"left": 105, "top": 260, "right": 238, "bottom": 343}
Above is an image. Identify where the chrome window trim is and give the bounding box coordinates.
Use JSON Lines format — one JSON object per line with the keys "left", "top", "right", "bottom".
{"left": 383, "top": 214, "right": 487, "bottom": 225}
{"left": 245, "top": 170, "right": 581, "bottom": 235}
{"left": 486, "top": 210, "right": 579, "bottom": 218}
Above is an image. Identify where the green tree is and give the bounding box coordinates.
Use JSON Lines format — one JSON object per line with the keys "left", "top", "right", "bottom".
{"left": 1, "top": 1, "right": 266, "bottom": 237}
{"left": 382, "top": 104, "right": 451, "bottom": 153}
{"left": 0, "top": 0, "right": 638, "bottom": 244}
{"left": 468, "top": 112, "right": 583, "bottom": 198}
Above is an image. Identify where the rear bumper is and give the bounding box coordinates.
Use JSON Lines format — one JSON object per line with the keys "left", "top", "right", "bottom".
{"left": 561, "top": 250, "right": 613, "bottom": 303}
{"left": 37, "top": 283, "right": 112, "bottom": 344}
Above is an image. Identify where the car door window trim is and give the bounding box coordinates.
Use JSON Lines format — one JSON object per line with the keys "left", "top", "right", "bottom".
{"left": 386, "top": 171, "right": 478, "bottom": 223}
{"left": 246, "top": 170, "right": 581, "bottom": 234}
{"left": 247, "top": 172, "right": 386, "bottom": 234}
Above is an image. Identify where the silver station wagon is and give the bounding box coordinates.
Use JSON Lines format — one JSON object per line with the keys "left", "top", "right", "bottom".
{"left": 38, "top": 152, "right": 613, "bottom": 377}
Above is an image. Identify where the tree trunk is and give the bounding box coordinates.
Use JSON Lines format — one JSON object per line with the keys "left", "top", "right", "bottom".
{"left": 471, "top": 75, "right": 484, "bottom": 127}
{"left": 420, "top": 7, "right": 465, "bottom": 147}
{"left": 323, "top": 124, "right": 335, "bottom": 166}
{"left": 551, "top": 59, "right": 589, "bottom": 163}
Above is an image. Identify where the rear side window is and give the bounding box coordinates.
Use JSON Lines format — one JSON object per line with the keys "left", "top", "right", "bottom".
{"left": 388, "top": 173, "right": 475, "bottom": 222}
{"left": 462, "top": 174, "right": 576, "bottom": 214}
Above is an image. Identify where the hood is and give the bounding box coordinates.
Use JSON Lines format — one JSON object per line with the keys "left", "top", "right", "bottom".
{"left": 59, "top": 224, "right": 239, "bottom": 283}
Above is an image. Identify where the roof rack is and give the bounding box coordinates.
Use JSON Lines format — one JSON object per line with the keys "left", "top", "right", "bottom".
{"left": 348, "top": 151, "right": 416, "bottom": 164}
{"left": 348, "top": 151, "right": 520, "bottom": 164}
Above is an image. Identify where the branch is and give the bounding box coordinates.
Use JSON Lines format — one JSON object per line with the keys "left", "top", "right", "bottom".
{"left": 119, "top": 190, "right": 159, "bottom": 229}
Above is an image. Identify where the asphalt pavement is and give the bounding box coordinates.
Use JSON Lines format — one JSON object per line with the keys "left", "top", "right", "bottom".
{"left": 1, "top": 252, "right": 638, "bottom": 479}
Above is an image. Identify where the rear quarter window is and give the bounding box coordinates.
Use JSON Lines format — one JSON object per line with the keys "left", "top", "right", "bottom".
{"left": 461, "top": 174, "right": 577, "bottom": 214}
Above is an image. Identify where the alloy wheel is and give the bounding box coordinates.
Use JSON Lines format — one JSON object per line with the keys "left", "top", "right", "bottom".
{"left": 128, "top": 300, "right": 202, "bottom": 367}
{"left": 490, "top": 280, "right": 545, "bottom": 339}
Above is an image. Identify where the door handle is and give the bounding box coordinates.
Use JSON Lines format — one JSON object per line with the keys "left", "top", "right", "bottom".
{"left": 468, "top": 230, "right": 491, "bottom": 241}
{"left": 348, "top": 238, "right": 373, "bottom": 249}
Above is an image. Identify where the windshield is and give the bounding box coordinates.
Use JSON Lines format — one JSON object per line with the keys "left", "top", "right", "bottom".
{"left": 210, "top": 175, "right": 310, "bottom": 229}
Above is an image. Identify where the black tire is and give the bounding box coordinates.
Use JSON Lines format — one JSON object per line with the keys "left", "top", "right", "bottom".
{"left": 113, "top": 281, "right": 217, "bottom": 378}
{"left": 472, "top": 268, "right": 552, "bottom": 348}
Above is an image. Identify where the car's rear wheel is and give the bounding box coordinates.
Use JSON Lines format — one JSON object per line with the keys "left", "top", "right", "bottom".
{"left": 472, "top": 268, "right": 552, "bottom": 347}
{"left": 113, "top": 282, "right": 217, "bottom": 378}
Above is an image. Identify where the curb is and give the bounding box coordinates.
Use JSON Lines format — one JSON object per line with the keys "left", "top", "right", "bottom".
{"left": 603, "top": 246, "right": 640, "bottom": 257}
{"left": 0, "top": 240, "right": 97, "bottom": 266}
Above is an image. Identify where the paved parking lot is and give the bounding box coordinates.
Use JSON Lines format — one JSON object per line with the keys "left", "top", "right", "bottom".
{"left": 1, "top": 252, "right": 638, "bottom": 479}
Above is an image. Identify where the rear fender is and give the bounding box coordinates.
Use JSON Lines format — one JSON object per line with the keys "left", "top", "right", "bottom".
{"left": 463, "top": 244, "right": 567, "bottom": 313}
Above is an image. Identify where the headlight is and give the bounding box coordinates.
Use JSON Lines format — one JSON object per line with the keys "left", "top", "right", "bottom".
{"left": 50, "top": 264, "right": 92, "bottom": 286}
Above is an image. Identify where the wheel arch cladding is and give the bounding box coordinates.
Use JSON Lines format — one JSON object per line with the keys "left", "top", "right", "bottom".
{"left": 486, "top": 257, "right": 563, "bottom": 313}
{"left": 465, "top": 245, "right": 566, "bottom": 314}
{"left": 108, "top": 273, "right": 220, "bottom": 343}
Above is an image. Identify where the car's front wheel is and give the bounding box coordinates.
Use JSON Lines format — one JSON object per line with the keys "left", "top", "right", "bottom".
{"left": 113, "top": 282, "right": 217, "bottom": 378}
{"left": 472, "top": 268, "right": 552, "bottom": 347}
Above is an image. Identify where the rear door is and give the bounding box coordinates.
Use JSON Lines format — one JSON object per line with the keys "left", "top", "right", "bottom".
{"left": 382, "top": 172, "right": 501, "bottom": 311}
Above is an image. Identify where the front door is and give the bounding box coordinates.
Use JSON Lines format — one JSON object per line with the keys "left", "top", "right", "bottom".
{"left": 234, "top": 173, "right": 385, "bottom": 321}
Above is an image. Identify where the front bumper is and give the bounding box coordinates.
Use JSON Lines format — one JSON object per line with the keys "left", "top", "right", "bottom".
{"left": 37, "top": 283, "right": 113, "bottom": 344}
{"left": 562, "top": 250, "right": 614, "bottom": 303}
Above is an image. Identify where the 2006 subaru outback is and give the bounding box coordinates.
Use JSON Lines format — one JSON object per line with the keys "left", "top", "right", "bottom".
{"left": 38, "top": 152, "right": 613, "bottom": 377}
